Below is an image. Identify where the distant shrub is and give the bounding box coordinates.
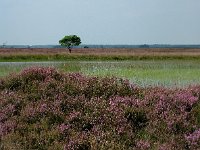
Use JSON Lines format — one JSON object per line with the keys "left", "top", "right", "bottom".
{"left": 84, "top": 46, "right": 89, "bottom": 48}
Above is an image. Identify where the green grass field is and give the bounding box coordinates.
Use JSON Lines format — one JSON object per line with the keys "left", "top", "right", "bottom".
{"left": 1, "top": 60, "right": 200, "bottom": 87}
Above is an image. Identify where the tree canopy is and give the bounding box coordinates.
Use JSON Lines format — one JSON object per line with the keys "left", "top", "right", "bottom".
{"left": 59, "top": 35, "right": 81, "bottom": 53}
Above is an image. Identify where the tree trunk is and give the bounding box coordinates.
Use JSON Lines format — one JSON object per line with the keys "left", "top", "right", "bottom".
{"left": 68, "top": 46, "right": 72, "bottom": 53}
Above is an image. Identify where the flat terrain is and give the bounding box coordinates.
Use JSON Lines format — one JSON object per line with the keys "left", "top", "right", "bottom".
{"left": 1, "top": 48, "right": 200, "bottom": 56}
{"left": 1, "top": 48, "right": 200, "bottom": 87}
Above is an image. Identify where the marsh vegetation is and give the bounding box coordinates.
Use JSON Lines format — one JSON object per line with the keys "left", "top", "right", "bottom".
{"left": 1, "top": 60, "right": 200, "bottom": 87}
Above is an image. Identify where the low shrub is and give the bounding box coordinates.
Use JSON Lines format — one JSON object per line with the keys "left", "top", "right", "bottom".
{"left": 0, "top": 67, "right": 200, "bottom": 149}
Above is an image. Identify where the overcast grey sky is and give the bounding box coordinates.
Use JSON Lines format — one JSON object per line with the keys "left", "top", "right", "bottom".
{"left": 0, "top": 0, "right": 200, "bottom": 45}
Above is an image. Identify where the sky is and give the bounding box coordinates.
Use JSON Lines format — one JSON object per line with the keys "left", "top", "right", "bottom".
{"left": 0, "top": 0, "right": 200, "bottom": 45}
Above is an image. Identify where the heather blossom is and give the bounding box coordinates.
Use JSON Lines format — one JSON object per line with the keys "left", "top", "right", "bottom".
{"left": 59, "top": 123, "right": 70, "bottom": 133}
{"left": 185, "top": 128, "right": 200, "bottom": 148}
{"left": 68, "top": 111, "right": 81, "bottom": 121}
{"left": 38, "top": 103, "right": 48, "bottom": 113}
{"left": 0, "top": 112, "right": 7, "bottom": 122}
{"left": 0, "top": 67, "right": 200, "bottom": 149}
{"left": 0, "top": 119, "right": 17, "bottom": 136}
{"left": 136, "top": 140, "right": 151, "bottom": 149}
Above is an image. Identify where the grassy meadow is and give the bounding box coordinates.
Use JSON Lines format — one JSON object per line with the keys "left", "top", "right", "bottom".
{"left": 1, "top": 60, "right": 200, "bottom": 87}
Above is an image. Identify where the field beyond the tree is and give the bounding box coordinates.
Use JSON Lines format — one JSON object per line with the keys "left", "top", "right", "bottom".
{"left": 1, "top": 67, "right": 200, "bottom": 149}
{"left": 1, "top": 48, "right": 200, "bottom": 61}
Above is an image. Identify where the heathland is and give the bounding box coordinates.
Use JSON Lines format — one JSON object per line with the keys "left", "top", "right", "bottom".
{"left": 1, "top": 48, "right": 200, "bottom": 61}
{"left": 1, "top": 48, "right": 200, "bottom": 149}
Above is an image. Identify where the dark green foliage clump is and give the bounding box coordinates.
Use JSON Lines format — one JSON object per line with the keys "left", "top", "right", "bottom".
{"left": 125, "top": 109, "right": 148, "bottom": 131}
{"left": 59, "top": 35, "right": 81, "bottom": 53}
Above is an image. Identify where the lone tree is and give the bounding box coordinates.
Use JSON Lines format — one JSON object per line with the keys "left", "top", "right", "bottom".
{"left": 59, "top": 35, "right": 81, "bottom": 53}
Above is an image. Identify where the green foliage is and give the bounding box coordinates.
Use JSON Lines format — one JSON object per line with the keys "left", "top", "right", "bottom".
{"left": 59, "top": 35, "right": 81, "bottom": 53}
{"left": 125, "top": 108, "right": 148, "bottom": 131}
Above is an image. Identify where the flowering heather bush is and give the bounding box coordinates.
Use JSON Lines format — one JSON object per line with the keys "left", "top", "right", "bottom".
{"left": 0, "top": 67, "right": 200, "bottom": 149}
{"left": 185, "top": 128, "right": 200, "bottom": 149}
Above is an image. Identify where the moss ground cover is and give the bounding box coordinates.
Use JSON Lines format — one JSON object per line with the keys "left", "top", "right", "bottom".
{"left": 1, "top": 67, "right": 200, "bottom": 149}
